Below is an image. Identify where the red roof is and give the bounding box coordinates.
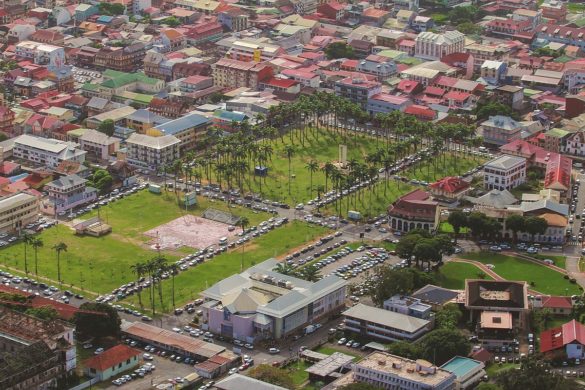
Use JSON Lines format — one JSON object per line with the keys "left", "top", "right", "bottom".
{"left": 444, "top": 91, "right": 471, "bottom": 101}
{"left": 544, "top": 153, "right": 572, "bottom": 191}
{"left": 404, "top": 105, "right": 436, "bottom": 120}
{"left": 541, "top": 320, "right": 585, "bottom": 353}
{"left": 263, "top": 77, "right": 298, "bottom": 88}
{"left": 84, "top": 345, "right": 141, "bottom": 372}
{"left": 0, "top": 284, "right": 79, "bottom": 319}
{"left": 441, "top": 52, "right": 472, "bottom": 65}
{"left": 388, "top": 189, "right": 438, "bottom": 220}
{"left": 429, "top": 176, "right": 470, "bottom": 194}
{"left": 397, "top": 79, "right": 420, "bottom": 94}
{"left": 542, "top": 296, "right": 573, "bottom": 309}
{"left": 423, "top": 86, "right": 445, "bottom": 97}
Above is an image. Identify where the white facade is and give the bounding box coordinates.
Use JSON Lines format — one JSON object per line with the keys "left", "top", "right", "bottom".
{"left": 414, "top": 30, "right": 465, "bottom": 61}
{"left": 564, "top": 131, "right": 585, "bottom": 156}
{"left": 0, "top": 193, "right": 39, "bottom": 233}
{"left": 483, "top": 155, "right": 527, "bottom": 191}
{"left": 13, "top": 135, "right": 86, "bottom": 169}
{"left": 126, "top": 133, "right": 181, "bottom": 171}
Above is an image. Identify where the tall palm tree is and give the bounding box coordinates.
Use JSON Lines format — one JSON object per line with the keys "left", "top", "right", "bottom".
{"left": 299, "top": 264, "right": 321, "bottom": 282}
{"left": 237, "top": 216, "right": 249, "bottom": 233}
{"left": 22, "top": 232, "right": 32, "bottom": 277}
{"left": 305, "top": 160, "right": 319, "bottom": 198}
{"left": 131, "top": 262, "right": 145, "bottom": 308}
{"left": 284, "top": 145, "right": 295, "bottom": 195}
{"left": 52, "top": 242, "right": 67, "bottom": 288}
{"left": 168, "top": 263, "right": 179, "bottom": 309}
{"left": 274, "top": 262, "right": 294, "bottom": 275}
{"left": 31, "top": 238, "right": 43, "bottom": 282}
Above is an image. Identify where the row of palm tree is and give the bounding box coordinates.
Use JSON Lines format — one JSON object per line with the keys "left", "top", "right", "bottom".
{"left": 274, "top": 262, "right": 322, "bottom": 282}
{"left": 131, "top": 255, "right": 181, "bottom": 315}
{"left": 21, "top": 232, "right": 69, "bottom": 288}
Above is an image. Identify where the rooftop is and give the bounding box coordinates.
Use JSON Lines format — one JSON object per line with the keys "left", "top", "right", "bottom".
{"left": 343, "top": 303, "right": 430, "bottom": 333}
{"left": 440, "top": 356, "right": 484, "bottom": 379}
{"left": 480, "top": 311, "right": 513, "bottom": 329}
{"left": 84, "top": 344, "right": 140, "bottom": 372}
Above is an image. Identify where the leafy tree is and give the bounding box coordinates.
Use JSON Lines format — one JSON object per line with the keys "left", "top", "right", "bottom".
{"left": 340, "top": 383, "right": 385, "bottom": 390}
{"left": 53, "top": 242, "right": 67, "bottom": 288}
{"left": 403, "top": 267, "right": 436, "bottom": 290}
{"left": 396, "top": 234, "right": 420, "bottom": 264}
{"left": 74, "top": 302, "right": 121, "bottom": 338}
{"left": 533, "top": 47, "right": 564, "bottom": 59}
{"left": 457, "top": 22, "right": 483, "bottom": 35}
{"left": 372, "top": 266, "right": 415, "bottom": 305}
{"left": 506, "top": 214, "right": 525, "bottom": 242}
{"left": 325, "top": 42, "right": 356, "bottom": 59}
{"left": 87, "top": 169, "right": 113, "bottom": 193}
{"left": 475, "top": 100, "right": 520, "bottom": 121}
{"left": 96, "top": 119, "right": 115, "bottom": 137}
{"left": 387, "top": 341, "right": 420, "bottom": 360}
{"left": 418, "top": 329, "right": 471, "bottom": 365}
{"left": 495, "top": 358, "right": 569, "bottom": 390}
{"left": 413, "top": 238, "right": 439, "bottom": 269}
{"left": 448, "top": 6, "right": 485, "bottom": 24}
{"left": 163, "top": 16, "right": 181, "bottom": 27}
{"left": 448, "top": 211, "right": 467, "bottom": 243}
{"left": 25, "top": 306, "right": 59, "bottom": 321}
{"left": 476, "top": 384, "right": 503, "bottom": 390}
{"left": 524, "top": 217, "right": 548, "bottom": 242}
{"left": 98, "top": 3, "right": 126, "bottom": 15}
{"left": 248, "top": 365, "right": 295, "bottom": 389}
{"left": 434, "top": 303, "right": 462, "bottom": 329}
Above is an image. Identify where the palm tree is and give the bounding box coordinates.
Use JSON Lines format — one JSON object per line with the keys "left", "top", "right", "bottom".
{"left": 284, "top": 145, "right": 295, "bottom": 195}
{"left": 52, "top": 242, "right": 67, "bottom": 288}
{"left": 22, "top": 232, "right": 32, "bottom": 277}
{"left": 168, "top": 263, "right": 179, "bottom": 309}
{"left": 299, "top": 264, "right": 321, "bottom": 282}
{"left": 131, "top": 262, "right": 145, "bottom": 308}
{"left": 305, "top": 160, "right": 319, "bottom": 198}
{"left": 237, "top": 216, "right": 249, "bottom": 233}
{"left": 274, "top": 262, "right": 294, "bottom": 275}
{"left": 31, "top": 238, "right": 43, "bottom": 282}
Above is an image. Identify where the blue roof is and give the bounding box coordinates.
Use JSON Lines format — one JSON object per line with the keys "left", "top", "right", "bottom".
{"left": 96, "top": 15, "right": 114, "bottom": 24}
{"left": 154, "top": 112, "right": 210, "bottom": 135}
{"left": 441, "top": 357, "right": 482, "bottom": 378}
{"left": 214, "top": 110, "right": 248, "bottom": 122}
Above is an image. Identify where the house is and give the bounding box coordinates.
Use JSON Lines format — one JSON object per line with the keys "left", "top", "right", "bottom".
{"left": 317, "top": 2, "right": 346, "bottom": 21}
{"left": 126, "top": 133, "right": 181, "bottom": 171}
{"left": 387, "top": 189, "right": 438, "bottom": 233}
{"left": 361, "top": 8, "right": 390, "bottom": 26}
{"left": 44, "top": 174, "right": 97, "bottom": 214}
{"left": 541, "top": 0, "right": 567, "bottom": 23}
{"left": 78, "top": 129, "right": 119, "bottom": 161}
{"left": 343, "top": 303, "right": 432, "bottom": 342}
{"left": 414, "top": 31, "right": 465, "bottom": 61}
{"left": 483, "top": 155, "right": 526, "bottom": 191}
{"left": 532, "top": 295, "right": 573, "bottom": 315}
{"left": 74, "top": 4, "right": 98, "bottom": 22}
{"left": 480, "top": 61, "right": 507, "bottom": 85}
{"left": 218, "top": 9, "right": 248, "bottom": 32}
{"left": 383, "top": 295, "right": 432, "bottom": 319}
{"left": 412, "top": 284, "right": 459, "bottom": 310}
{"left": 335, "top": 74, "right": 381, "bottom": 109}
{"left": 84, "top": 345, "right": 141, "bottom": 381}
{"left": 201, "top": 258, "right": 346, "bottom": 341}
{"left": 429, "top": 176, "right": 470, "bottom": 200}
{"left": 541, "top": 320, "right": 585, "bottom": 360}
{"left": 480, "top": 115, "right": 526, "bottom": 146}
{"left": 494, "top": 85, "right": 524, "bottom": 110}
{"left": 355, "top": 55, "right": 397, "bottom": 81}
{"left": 194, "top": 352, "right": 239, "bottom": 379}
{"left": 366, "top": 93, "right": 412, "bottom": 115}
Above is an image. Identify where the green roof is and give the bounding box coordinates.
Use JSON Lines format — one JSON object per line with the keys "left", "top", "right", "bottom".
{"left": 396, "top": 56, "right": 423, "bottom": 65}
{"left": 115, "top": 91, "right": 154, "bottom": 104}
{"left": 82, "top": 83, "right": 99, "bottom": 91}
{"left": 546, "top": 128, "right": 571, "bottom": 138}
{"left": 553, "top": 55, "right": 573, "bottom": 63}
{"left": 523, "top": 88, "right": 541, "bottom": 97}
{"left": 101, "top": 70, "right": 160, "bottom": 89}
{"left": 377, "top": 50, "right": 406, "bottom": 60}
{"left": 67, "top": 128, "right": 89, "bottom": 137}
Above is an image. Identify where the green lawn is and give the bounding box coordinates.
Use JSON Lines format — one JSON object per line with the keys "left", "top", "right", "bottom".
{"left": 461, "top": 253, "right": 581, "bottom": 296}
{"left": 439, "top": 222, "right": 470, "bottom": 234}
{"left": 403, "top": 152, "right": 486, "bottom": 183}
{"left": 0, "top": 190, "right": 270, "bottom": 295}
{"left": 486, "top": 362, "right": 520, "bottom": 377}
{"left": 323, "top": 180, "right": 413, "bottom": 219}
{"left": 315, "top": 346, "right": 360, "bottom": 361}
{"left": 533, "top": 254, "right": 566, "bottom": 269}
{"left": 286, "top": 360, "right": 312, "bottom": 387}
{"left": 568, "top": 2, "right": 585, "bottom": 13}
{"left": 123, "top": 221, "right": 330, "bottom": 311}
{"left": 205, "top": 127, "right": 386, "bottom": 205}
{"left": 436, "top": 262, "right": 493, "bottom": 290}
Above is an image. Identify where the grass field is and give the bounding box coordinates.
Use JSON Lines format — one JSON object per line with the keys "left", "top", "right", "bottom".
{"left": 568, "top": 2, "right": 585, "bottom": 13}
{"left": 0, "top": 190, "right": 270, "bottom": 295}
{"left": 486, "top": 362, "right": 520, "bottom": 377}
{"left": 286, "top": 360, "right": 312, "bottom": 387}
{"left": 123, "top": 220, "right": 330, "bottom": 311}
{"left": 436, "top": 262, "right": 493, "bottom": 290}
{"left": 207, "top": 128, "right": 385, "bottom": 205}
{"left": 315, "top": 346, "right": 360, "bottom": 361}
{"left": 403, "top": 152, "right": 486, "bottom": 182}
{"left": 439, "top": 222, "right": 470, "bottom": 234}
{"left": 461, "top": 253, "right": 581, "bottom": 296}
{"left": 533, "top": 254, "right": 566, "bottom": 269}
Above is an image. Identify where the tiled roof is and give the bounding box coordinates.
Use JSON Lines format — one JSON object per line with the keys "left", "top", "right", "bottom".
{"left": 429, "top": 176, "right": 469, "bottom": 194}
{"left": 541, "top": 320, "right": 585, "bottom": 353}
{"left": 84, "top": 344, "right": 141, "bottom": 372}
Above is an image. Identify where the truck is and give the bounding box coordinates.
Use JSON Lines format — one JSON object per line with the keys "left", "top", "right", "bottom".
{"left": 304, "top": 325, "right": 316, "bottom": 335}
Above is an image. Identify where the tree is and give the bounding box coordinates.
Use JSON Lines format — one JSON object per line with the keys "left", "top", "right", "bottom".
{"left": 98, "top": 2, "right": 126, "bottom": 15}
{"left": 524, "top": 217, "right": 548, "bottom": 242}
{"left": 418, "top": 329, "right": 471, "bottom": 365}
{"left": 52, "top": 242, "right": 67, "bottom": 288}
{"left": 372, "top": 266, "right": 415, "bottom": 305}
{"left": 298, "top": 264, "right": 321, "bottom": 282}
{"left": 447, "top": 211, "right": 468, "bottom": 243}
{"left": 130, "top": 262, "right": 145, "bottom": 308}
{"left": 31, "top": 238, "right": 43, "bottom": 282}
{"left": 505, "top": 214, "right": 525, "bottom": 243}
{"left": 305, "top": 160, "right": 319, "bottom": 198}
{"left": 475, "top": 100, "right": 520, "bottom": 121}
{"left": 457, "top": 22, "right": 483, "bottom": 35}
{"left": 248, "top": 365, "right": 295, "bottom": 389}
{"left": 476, "top": 384, "right": 503, "bottom": 390}
{"left": 74, "top": 302, "right": 121, "bottom": 338}
{"left": 284, "top": 145, "right": 295, "bottom": 195}
{"left": 396, "top": 234, "right": 420, "bottom": 265}
{"left": 237, "top": 216, "right": 249, "bottom": 233}
{"left": 22, "top": 232, "right": 32, "bottom": 277}
{"left": 87, "top": 169, "right": 113, "bottom": 193}
{"left": 97, "top": 119, "right": 115, "bottom": 136}
{"left": 495, "top": 358, "right": 569, "bottom": 390}
{"left": 163, "top": 16, "right": 181, "bottom": 27}
{"left": 274, "top": 262, "right": 295, "bottom": 275}
{"left": 434, "top": 303, "right": 462, "bottom": 329}
{"left": 449, "top": 6, "right": 485, "bottom": 24}
{"left": 339, "top": 383, "right": 385, "bottom": 390}
{"left": 325, "top": 42, "right": 356, "bottom": 59}
{"left": 387, "top": 341, "right": 420, "bottom": 360}
{"left": 25, "top": 306, "right": 59, "bottom": 321}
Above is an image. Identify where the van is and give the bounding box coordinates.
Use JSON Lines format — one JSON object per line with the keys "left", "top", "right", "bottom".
{"left": 219, "top": 237, "right": 228, "bottom": 246}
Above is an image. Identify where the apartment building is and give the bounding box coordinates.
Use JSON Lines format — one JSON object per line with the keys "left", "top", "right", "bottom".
{"left": 464, "top": 43, "right": 509, "bottom": 71}
{"left": 151, "top": 112, "right": 210, "bottom": 153}
{"left": 335, "top": 75, "right": 382, "bottom": 109}
{"left": 219, "top": 38, "right": 285, "bottom": 62}
{"left": 125, "top": 133, "right": 181, "bottom": 171}
{"left": 13, "top": 134, "right": 86, "bottom": 169}
{"left": 541, "top": 0, "right": 567, "bottom": 22}
{"left": 45, "top": 174, "right": 97, "bottom": 214}
{"left": 78, "top": 129, "right": 119, "bottom": 161}
{"left": 356, "top": 55, "right": 397, "bottom": 81}
{"left": 480, "top": 115, "right": 524, "bottom": 146}
{"left": 213, "top": 58, "right": 273, "bottom": 89}
{"left": 535, "top": 24, "right": 585, "bottom": 51}
{"left": 350, "top": 352, "right": 456, "bottom": 390}
{"left": 94, "top": 43, "right": 146, "bottom": 73}
{"left": 366, "top": 93, "right": 412, "bottom": 115}
{"left": 0, "top": 192, "right": 39, "bottom": 233}
{"left": 414, "top": 31, "right": 465, "bottom": 61}
{"left": 15, "top": 41, "right": 65, "bottom": 68}
{"left": 483, "top": 155, "right": 527, "bottom": 191}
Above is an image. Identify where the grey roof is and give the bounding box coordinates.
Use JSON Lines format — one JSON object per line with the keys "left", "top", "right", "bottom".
{"left": 468, "top": 189, "right": 518, "bottom": 208}
{"left": 79, "top": 129, "right": 117, "bottom": 145}
{"left": 46, "top": 174, "right": 86, "bottom": 190}
{"left": 343, "top": 304, "right": 430, "bottom": 333}
{"left": 0, "top": 192, "right": 36, "bottom": 211}
{"left": 126, "top": 109, "right": 169, "bottom": 126}
{"left": 411, "top": 284, "right": 459, "bottom": 305}
{"left": 86, "top": 97, "right": 109, "bottom": 110}
{"left": 126, "top": 133, "right": 180, "bottom": 149}
{"left": 15, "top": 134, "right": 69, "bottom": 154}
{"left": 484, "top": 155, "right": 526, "bottom": 170}
{"left": 516, "top": 199, "right": 569, "bottom": 216}
{"left": 481, "top": 115, "right": 521, "bottom": 130}
{"left": 154, "top": 112, "right": 210, "bottom": 136}
{"left": 305, "top": 352, "right": 354, "bottom": 377}
{"left": 215, "top": 374, "right": 288, "bottom": 390}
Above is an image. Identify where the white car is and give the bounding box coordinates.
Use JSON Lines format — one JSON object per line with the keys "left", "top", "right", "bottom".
{"left": 94, "top": 347, "right": 104, "bottom": 355}
{"left": 269, "top": 347, "right": 280, "bottom": 354}
{"left": 143, "top": 353, "right": 153, "bottom": 361}
{"left": 229, "top": 368, "right": 238, "bottom": 375}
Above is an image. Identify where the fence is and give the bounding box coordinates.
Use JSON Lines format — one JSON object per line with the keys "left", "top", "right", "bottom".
{"left": 68, "top": 377, "right": 99, "bottom": 390}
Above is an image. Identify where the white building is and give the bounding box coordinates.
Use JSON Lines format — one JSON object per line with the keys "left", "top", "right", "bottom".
{"left": 483, "top": 155, "right": 527, "bottom": 191}
{"left": 15, "top": 41, "right": 65, "bottom": 67}
{"left": 13, "top": 134, "right": 86, "bottom": 169}
{"left": 351, "top": 352, "right": 456, "bottom": 390}
{"left": 126, "top": 133, "right": 181, "bottom": 172}
{"left": 44, "top": 174, "right": 97, "bottom": 214}
{"left": 564, "top": 131, "right": 585, "bottom": 156}
{"left": 441, "top": 357, "right": 486, "bottom": 390}
{"left": 414, "top": 30, "right": 465, "bottom": 61}
{"left": 0, "top": 193, "right": 39, "bottom": 233}
{"left": 343, "top": 303, "right": 432, "bottom": 342}
{"left": 78, "top": 129, "right": 119, "bottom": 161}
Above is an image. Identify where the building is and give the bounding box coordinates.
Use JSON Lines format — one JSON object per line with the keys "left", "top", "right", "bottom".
{"left": 44, "top": 174, "right": 97, "bottom": 214}
{"left": 412, "top": 284, "right": 460, "bottom": 311}
{"left": 0, "top": 192, "right": 39, "bottom": 233}
{"left": 541, "top": 320, "right": 585, "bottom": 359}
{"left": 465, "top": 280, "right": 529, "bottom": 346}
{"left": 12, "top": 134, "right": 86, "bottom": 169}
{"left": 383, "top": 295, "right": 432, "bottom": 319}
{"left": 387, "top": 189, "right": 438, "bottom": 233}
{"left": 532, "top": 295, "right": 573, "bottom": 315}
{"left": 541, "top": 0, "right": 567, "bottom": 23}
{"left": 305, "top": 352, "right": 354, "bottom": 383}
{"left": 347, "top": 352, "right": 456, "bottom": 390}
{"left": 78, "top": 129, "right": 119, "bottom": 161}
{"left": 84, "top": 344, "right": 141, "bottom": 381}
{"left": 480, "top": 115, "right": 525, "bottom": 146}
{"left": 480, "top": 60, "right": 507, "bottom": 85}
{"left": 0, "top": 307, "right": 76, "bottom": 390}
{"left": 483, "top": 155, "right": 526, "bottom": 191}
{"left": 343, "top": 303, "right": 432, "bottom": 342}
{"left": 94, "top": 44, "right": 146, "bottom": 73}
{"left": 151, "top": 112, "right": 210, "bottom": 153}
{"left": 355, "top": 55, "right": 397, "bottom": 81}
{"left": 414, "top": 31, "right": 465, "bottom": 61}
{"left": 201, "top": 258, "right": 346, "bottom": 341}
{"left": 193, "top": 351, "right": 239, "bottom": 378}
{"left": 440, "top": 357, "right": 486, "bottom": 390}
{"left": 213, "top": 58, "right": 273, "bottom": 90}
{"left": 366, "top": 93, "right": 412, "bottom": 115}
{"left": 429, "top": 176, "right": 470, "bottom": 200}
{"left": 215, "top": 374, "right": 289, "bottom": 390}
{"left": 536, "top": 25, "right": 585, "bottom": 50}
{"left": 125, "top": 133, "right": 181, "bottom": 172}
{"left": 335, "top": 75, "right": 382, "bottom": 109}
{"left": 494, "top": 85, "right": 524, "bottom": 110}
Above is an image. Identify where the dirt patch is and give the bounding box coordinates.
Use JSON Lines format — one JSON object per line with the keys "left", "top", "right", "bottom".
{"left": 144, "top": 215, "right": 238, "bottom": 250}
